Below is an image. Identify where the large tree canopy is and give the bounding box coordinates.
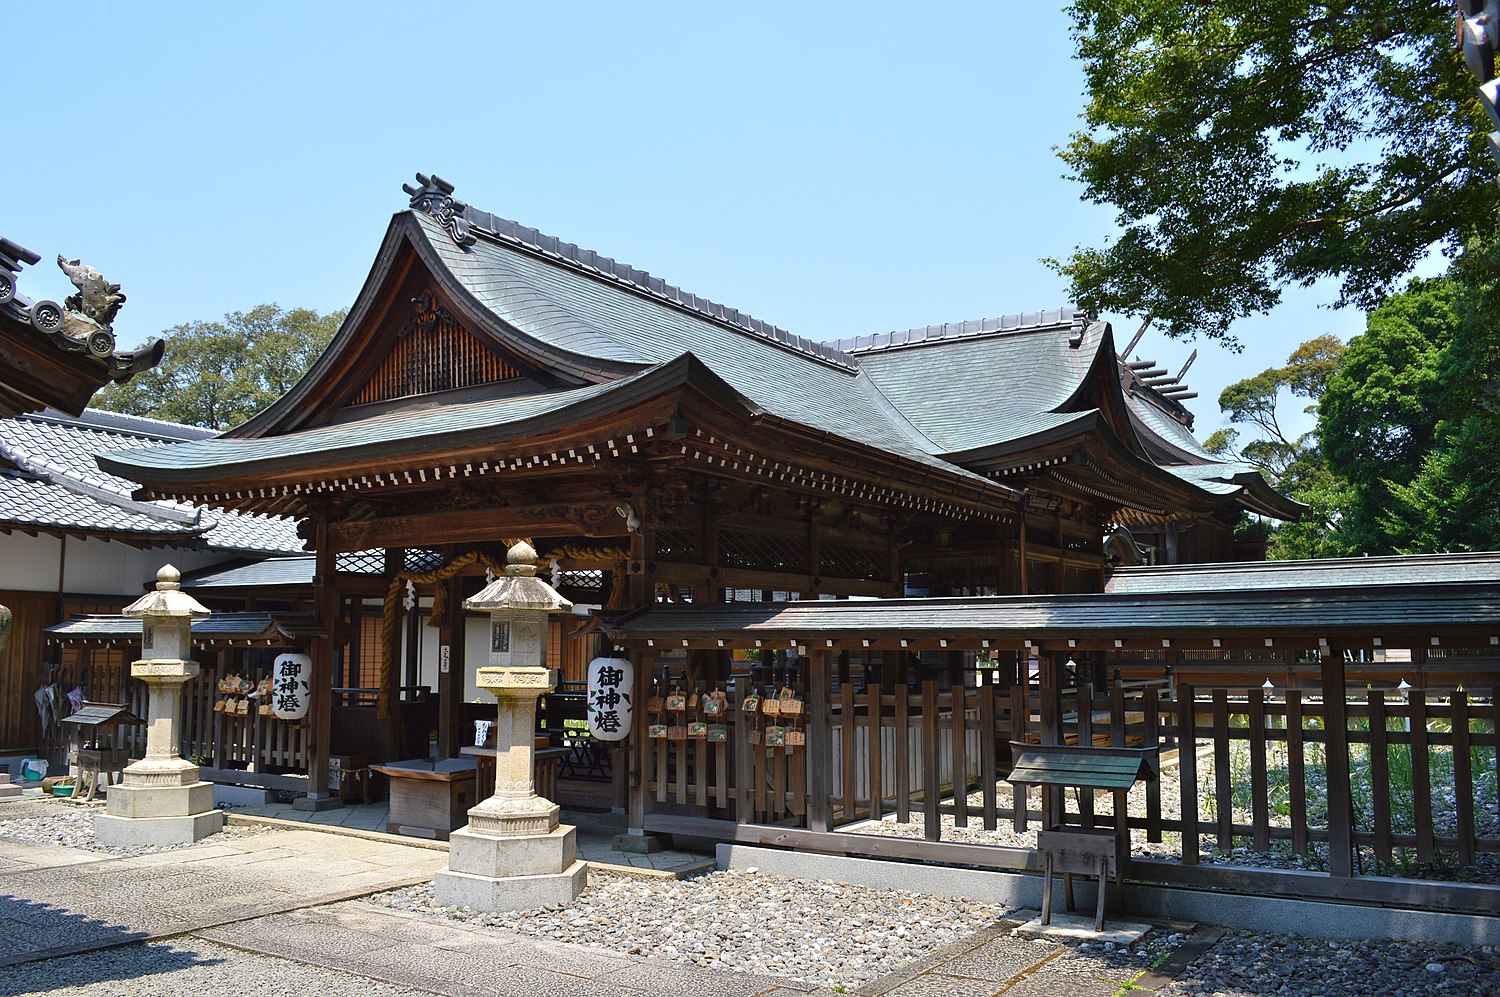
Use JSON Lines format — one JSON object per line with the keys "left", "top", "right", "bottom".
{"left": 1053, "top": 1, "right": 1495, "bottom": 343}
{"left": 94, "top": 304, "right": 344, "bottom": 430}
{"left": 1210, "top": 244, "right": 1500, "bottom": 558}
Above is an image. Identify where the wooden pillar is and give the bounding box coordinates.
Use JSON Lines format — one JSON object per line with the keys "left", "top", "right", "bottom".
{"left": 308, "top": 518, "right": 337, "bottom": 799}
{"left": 1038, "top": 648, "right": 1063, "bottom": 827}
{"left": 628, "top": 521, "right": 653, "bottom": 608}
{"left": 1321, "top": 644, "right": 1354, "bottom": 878}
{"left": 627, "top": 648, "right": 655, "bottom": 835}
{"left": 382, "top": 547, "right": 405, "bottom": 758}
{"left": 437, "top": 574, "right": 465, "bottom": 759}
{"left": 807, "top": 650, "right": 832, "bottom": 832}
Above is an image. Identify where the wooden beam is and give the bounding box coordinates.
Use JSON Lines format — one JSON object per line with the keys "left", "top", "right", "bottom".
{"left": 325, "top": 503, "right": 628, "bottom": 553}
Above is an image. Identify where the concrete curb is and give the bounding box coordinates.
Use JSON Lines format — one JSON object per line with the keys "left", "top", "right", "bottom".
{"left": 717, "top": 844, "right": 1500, "bottom": 947}
{"left": 226, "top": 812, "right": 714, "bottom": 879}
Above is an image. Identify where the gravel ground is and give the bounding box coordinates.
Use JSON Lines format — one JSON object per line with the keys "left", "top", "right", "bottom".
{"left": 847, "top": 754, "right": 1500, "bottom": 883}
{"left": 1161, "top": 932, "right": 1500, "bottom": 996}
{"left": 1, "top": 937, "right": 428, "bottom": 996}
{"left": 368, "top": 867, "right": 1003, "bottom": 990}
{"left": 0, "top": 795, "right": 271, "bottom": 858}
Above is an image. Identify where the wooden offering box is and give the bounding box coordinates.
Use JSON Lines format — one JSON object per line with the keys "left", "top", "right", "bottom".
{"left": 370, "top": 757, "right": 477, "bottom": 840}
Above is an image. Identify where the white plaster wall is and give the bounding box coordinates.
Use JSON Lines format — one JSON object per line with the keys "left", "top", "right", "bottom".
{"left": 0, "top": 533, "right": 230, "bottom": 597}
{"left": 463, "top": 614, "right": 489, "bottom": 703}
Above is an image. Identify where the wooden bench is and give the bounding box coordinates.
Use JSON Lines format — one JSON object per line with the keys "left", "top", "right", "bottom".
{"left": 1008, "top": 741, "right": 1160, "bottom": 930}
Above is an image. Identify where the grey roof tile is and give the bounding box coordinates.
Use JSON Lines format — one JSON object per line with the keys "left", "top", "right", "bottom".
{"left": 47, "top": 611, "right": 321, "bottom": 643}
{"left": 1106, "top": 551, "right": 1500, "bottom": 595}
{"left": 0, "top": 410, "right": 302, "bottom": 553}
{"left": 833, "top": 315, "right": 1106, "bottom": 455}
{"left": 600, "top": 579, "right": 1500, "bottom": 641}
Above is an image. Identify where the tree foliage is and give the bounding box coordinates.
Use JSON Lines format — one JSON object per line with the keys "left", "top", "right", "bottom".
{"left": 1210, "top": 247, "right": 1500, "bottom": 558}
{"left": 1052, "top": 1, "right": 1495, "bottom": 343}
{"left": 94, "top": 304, "right": 344, "bottom": 430}
{"left": 1204, "top": 334, "right": 1344, "bottom": 486}
{"left": 1319, "top": 242, "right": 1500, "bottom": 553}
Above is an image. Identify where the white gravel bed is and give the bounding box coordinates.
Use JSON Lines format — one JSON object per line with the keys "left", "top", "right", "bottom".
{"left": 3, "top": 937, "right": 427, "bottom": 996}
{"left": 0, "top": 796, "right": 271, "bottom": 858}
{"left": 368, "top": 867, "right": 1004, "bottom": 989}
{"left": 847, "top": 761, "right": 1500, "bottom": 883}
{"left": 1162, "top": 932, "right": 1500, "bottom": 996}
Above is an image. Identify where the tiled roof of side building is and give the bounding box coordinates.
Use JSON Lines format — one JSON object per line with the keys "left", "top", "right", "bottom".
{"left": 0, "top": 469, "right": 205, "bottom": 538}
{"left": 1106, "top": 551, "right": 1500, "bottom": 595}
{"left": 825, "top": 310, "right": 1106, "bottom": 455}
{"left": 0, "top": 409, "right": 303, "bottom": 553}
{"left": 595, "top": 586, "right": 1500, "bottom": 642}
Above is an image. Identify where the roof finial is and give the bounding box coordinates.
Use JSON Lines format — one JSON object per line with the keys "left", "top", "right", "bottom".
{"left": 402, "top": 173, "right": 476, "bottom": 248}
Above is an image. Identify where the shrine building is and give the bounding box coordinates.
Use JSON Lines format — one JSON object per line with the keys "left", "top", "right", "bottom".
{"left": 96, "top": 174, "right": 1301, "bottom": 805}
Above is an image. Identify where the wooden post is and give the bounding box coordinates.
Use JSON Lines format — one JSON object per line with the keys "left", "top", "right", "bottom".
{"left": 627, "top": 649, "right": 653, "bottom": 835}
{"left": 1321, "top": 645, "right": 1354, "bottom": 879}
{"left": 308, "top": 518, "right": 337, "bottom": 799}
{"left": 1454, "top": 688, "right": 1475, "bottom": 866}
{"left": 922, "top": 676, "right": 941, "bottom": 841}
{"left": 1177, "top": 681, "right": 1199, "bottom": 864}
{"left": 1367, "top": 688, "right": 1392, "bottom": 863}
{"left": 1039, "top": 649, "right": 1063, "bottom": 827}
{"left": 1287, "top": 689, "right": 1308, "bottom": 856}
{"left": 807, "top": 650, "right": 831, "bottom": 832}
{"left": 437, "top": 574, "right": 464, "bottom": 760}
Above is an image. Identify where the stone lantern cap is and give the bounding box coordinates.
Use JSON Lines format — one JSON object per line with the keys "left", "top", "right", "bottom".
{"left": 465, "top": 541, "right": 573, "bottom": 613}
{"left": 122, "top": 565, "right": 212, "bottom": 618}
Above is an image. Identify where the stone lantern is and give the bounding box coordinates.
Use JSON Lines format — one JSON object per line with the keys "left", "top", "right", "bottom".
{"left": 95, "top": 565, "right": 224, "bottom": 845}
{"left": 433, "top": 540, "right": 587, "bottom": 911}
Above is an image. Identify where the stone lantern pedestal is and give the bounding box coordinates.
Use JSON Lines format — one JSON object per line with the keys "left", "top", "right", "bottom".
{"left": 95, "top": 566, "right": 224, "bottom": 846}
{"left": 433, "top": 541, "right": 586, "bottom": 911}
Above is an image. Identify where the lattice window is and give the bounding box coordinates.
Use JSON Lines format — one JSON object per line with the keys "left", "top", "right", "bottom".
{"left": 819, "top": 542, "right": 885, "bottom": 580}
{"left": 557, "top": 569, "right": 604, "bottom": 592}
{"left": 352, "top": 300, "right": 521, "bottom": 405}
{"left": 405, "top": 547, "right": 444, "bottom": 572}
{"left": 337, "top": 549, "right": 388, "bottom": 574}
{"left": 654, "top": 528, "right": 698, "bottom": 559}
{"left": 717, "top": 529, "right": 805, "bottom": 572}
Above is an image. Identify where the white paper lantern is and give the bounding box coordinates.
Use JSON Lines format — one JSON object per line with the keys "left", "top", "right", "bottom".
{"left": 271, "top": 652, "right": 312, "bottom": 720}
{"left": 586, "top": 656, "right": 633, "bottom": 742}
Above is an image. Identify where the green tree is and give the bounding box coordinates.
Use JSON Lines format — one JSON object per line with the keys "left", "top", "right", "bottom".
{"left": 1051, "top": 1, "right": 1495, "bottom": 343}
{"left": 94, "top": 304, "right": 344, "bottom": 430}
{"left": 1320, "top": 242, "right": 1500, "bottom": 553}
{"left": 1204, "top": 334, "right": 1349, "bottom": 558}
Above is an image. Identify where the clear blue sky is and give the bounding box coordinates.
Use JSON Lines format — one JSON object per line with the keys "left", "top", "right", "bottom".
{"left": 7, "top": 3, "right": 1376, "bottom": 441}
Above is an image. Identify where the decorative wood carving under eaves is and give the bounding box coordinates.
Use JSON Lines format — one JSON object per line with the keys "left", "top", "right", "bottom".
{"left": 351, "top": 291, "right": 521, "bottom": 405}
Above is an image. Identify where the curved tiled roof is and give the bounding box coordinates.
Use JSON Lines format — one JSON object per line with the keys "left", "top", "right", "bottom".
{"left": 833, "top": 311, "right": 1105, "bottom": 455}
{"left": 0, "top": 410, "right": 302, "bottom": 552}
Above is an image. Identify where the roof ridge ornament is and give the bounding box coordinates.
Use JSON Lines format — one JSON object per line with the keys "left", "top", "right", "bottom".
{"left": 403, "top": 173, "right": 477, "bottom": 248}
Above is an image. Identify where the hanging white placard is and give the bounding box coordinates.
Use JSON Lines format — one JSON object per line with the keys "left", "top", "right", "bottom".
{"left": 586, "top": 656, "right": 633, "bottom": 741}
{"left": 271, "top": 652, "right": 312, "bottom": 720}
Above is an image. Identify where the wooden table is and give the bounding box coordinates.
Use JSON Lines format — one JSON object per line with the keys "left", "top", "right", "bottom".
{"left": 461, "top": 745, "right": 568, "bottom": 802}
{"left": 369, "top": 758, "right": 477, "bottom": 840}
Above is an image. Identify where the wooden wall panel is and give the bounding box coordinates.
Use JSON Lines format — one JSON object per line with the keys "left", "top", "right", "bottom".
{"left": 0, "top": 591, "right": 61, "bottom": 752}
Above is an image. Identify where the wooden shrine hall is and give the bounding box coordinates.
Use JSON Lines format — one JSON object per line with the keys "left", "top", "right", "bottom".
{"left": 100, "top": 173, "right": 1304, "bottom": 810}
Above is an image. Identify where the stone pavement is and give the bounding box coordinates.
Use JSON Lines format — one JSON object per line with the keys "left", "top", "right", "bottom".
{"left": 858, "top": 916, "right": 1181, "bottom": 997}
{"left": 190, "top": 902, "right": 1174, "bottom": 997}
{"left": 228, "top": 803, "right": 714, "bottom": 876}
{"left": 0, "top": 827, "right": 447, "bottom": 966}
{"left": 198, "top": 900, "right": 815, "bottom": 997}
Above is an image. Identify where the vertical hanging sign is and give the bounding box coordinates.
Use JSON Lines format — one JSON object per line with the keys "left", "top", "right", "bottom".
{"left": 271, "top": 652, "right": 312, "bottom": 720}
{"left": 586, "top": 656, "right": 633, "bottom": 741}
